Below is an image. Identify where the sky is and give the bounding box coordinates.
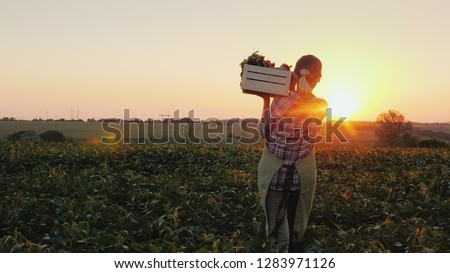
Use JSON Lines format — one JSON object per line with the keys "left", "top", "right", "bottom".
{"left": 1, "top": 0, "right": 449, "bottom": 122}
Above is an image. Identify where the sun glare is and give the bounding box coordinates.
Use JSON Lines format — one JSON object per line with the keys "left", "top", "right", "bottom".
{"left": 326, "top": 91, "right": 358, "bottom": 119}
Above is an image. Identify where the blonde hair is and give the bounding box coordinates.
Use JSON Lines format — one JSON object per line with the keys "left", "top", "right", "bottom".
{"left": 297, "top": 68, "right": 312, "bottom": 97}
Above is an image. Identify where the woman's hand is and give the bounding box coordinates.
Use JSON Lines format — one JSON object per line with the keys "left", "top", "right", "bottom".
{"left": 255, "top": 92, "right": 271, "bottom": 100}
{"left": 290, "top": 72, "right": 298, "bottom": 91}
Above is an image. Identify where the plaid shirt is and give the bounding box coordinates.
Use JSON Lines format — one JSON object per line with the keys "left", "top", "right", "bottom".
{"left": 259, "top": 91, "right": 327, "bottom": 191}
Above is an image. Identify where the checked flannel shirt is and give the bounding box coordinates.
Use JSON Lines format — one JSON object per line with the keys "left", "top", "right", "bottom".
{"left": 259, "top": 91, "right": 327, "bottom": 191}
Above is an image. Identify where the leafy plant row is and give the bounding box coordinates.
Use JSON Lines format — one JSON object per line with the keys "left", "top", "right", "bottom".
{"left": 0, "top": 142, "right": 448, "bottom": 252}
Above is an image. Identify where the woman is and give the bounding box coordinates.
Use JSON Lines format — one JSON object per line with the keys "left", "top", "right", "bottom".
{"left": 257, "top": 55, "right": 327, "bottom": 252}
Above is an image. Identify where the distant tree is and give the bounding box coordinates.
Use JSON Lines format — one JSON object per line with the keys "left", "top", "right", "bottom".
{"left": 39, "top": 130, "right": 66, "bottom": 142}
{"left": 418, "top": 138, "right": 449, "bottom": 148}
{"left": 176, "top": 117, "right": 194, "bottom": 124}
{"left": 7, "top": 130, "right": 42, "bottom": 142}
{"left": 375, "top": 109, "right": 418, "bottom": 147}
{"left": 162, "top": 118, "right": 174, "bottom": 123}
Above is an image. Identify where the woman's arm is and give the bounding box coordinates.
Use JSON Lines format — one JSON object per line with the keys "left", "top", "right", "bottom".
{"left": 256, "top": 94, "right": 271, "bottom": 141}
{"left": 261, "top": 95, "right": 271, "bottom": 118}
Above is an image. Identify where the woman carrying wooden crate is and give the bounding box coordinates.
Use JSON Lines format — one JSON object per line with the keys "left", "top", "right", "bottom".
{"left": 257, "top": 55, "right": 328, "bottom": 252}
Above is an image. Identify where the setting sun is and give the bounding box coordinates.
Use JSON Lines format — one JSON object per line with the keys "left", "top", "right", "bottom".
{"left": 326, "top": 91, "right": 358, "bottom": 119}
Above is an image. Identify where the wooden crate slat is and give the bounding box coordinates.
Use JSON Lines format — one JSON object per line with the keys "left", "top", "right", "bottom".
{"left": 240, "top": 64, "right": 291, "bottom": 96}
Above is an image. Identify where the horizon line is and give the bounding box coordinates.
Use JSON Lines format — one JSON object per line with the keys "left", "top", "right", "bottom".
{"left": 1, "top": 117, "right": 449, "bottom": 124}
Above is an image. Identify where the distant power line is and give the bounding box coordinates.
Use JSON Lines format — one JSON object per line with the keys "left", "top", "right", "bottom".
{"left": 159, "top": 113, "right": 172, "bottom": 120}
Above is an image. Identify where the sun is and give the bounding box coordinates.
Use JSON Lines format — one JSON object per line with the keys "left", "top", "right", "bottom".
{"left": 326, "top": 90, "right": 358, "bottom": 119}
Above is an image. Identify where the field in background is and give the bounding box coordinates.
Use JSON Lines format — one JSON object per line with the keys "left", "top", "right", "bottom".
{"left": 1, "top": 120, "right": 448, "bottom": 146}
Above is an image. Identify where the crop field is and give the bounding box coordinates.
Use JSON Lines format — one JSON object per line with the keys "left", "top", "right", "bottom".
{"left": 1, "top": 120, "right": 449, "bottom": 146}
{"left": 0, "top": 142, "right": 448, "bottom": 253}
{"left": 0, "top": 120, "right": 385, "bottom": 145}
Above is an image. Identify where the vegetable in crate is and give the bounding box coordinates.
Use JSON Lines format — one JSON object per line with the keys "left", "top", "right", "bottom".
{"left": 239, "top": 51, "right": 276, "bottom": 76}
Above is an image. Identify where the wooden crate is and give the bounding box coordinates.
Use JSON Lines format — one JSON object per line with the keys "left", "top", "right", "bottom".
{"left": 240, "top": 64, "right": 291, "bottom": 96}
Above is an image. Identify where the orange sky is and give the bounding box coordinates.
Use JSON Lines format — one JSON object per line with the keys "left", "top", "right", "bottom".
{"left": 1, "top": 0, "right": 449, "bottom": 122}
